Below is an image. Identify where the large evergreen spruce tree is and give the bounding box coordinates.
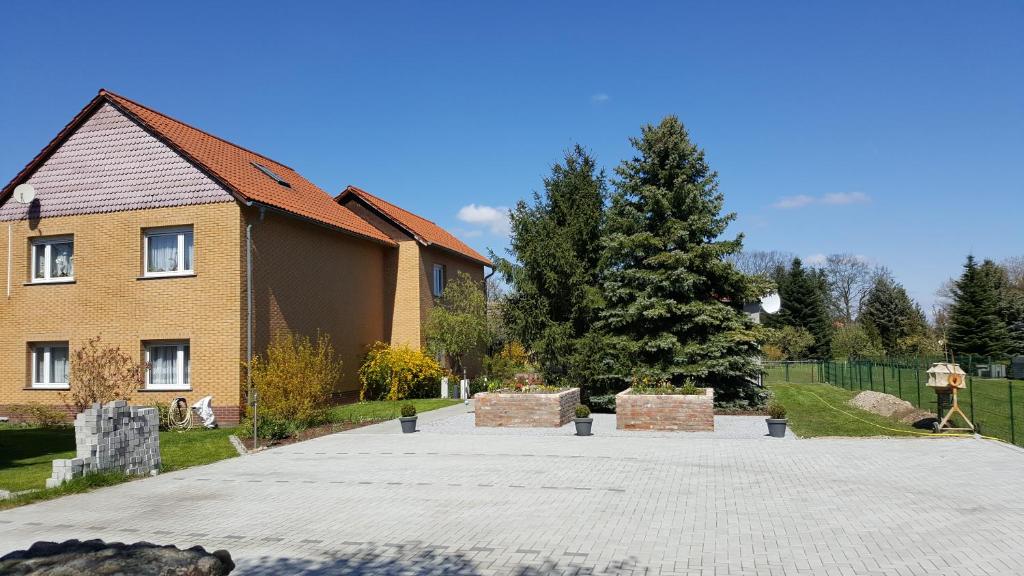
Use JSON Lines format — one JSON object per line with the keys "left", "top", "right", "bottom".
{"left": 600, "top": 116, "right": 763, "bottom": 405}
{"left": 494, "top": 145, "right": 609, "bottom": 389}
{"left": 860, "top": 275, "right": 924, "bottom": 356}
{"left": 772, "top": 258, "right": 833, "bottom": 359}
{"left": 948, "top": 256, "right": 1010, "bottom": 356}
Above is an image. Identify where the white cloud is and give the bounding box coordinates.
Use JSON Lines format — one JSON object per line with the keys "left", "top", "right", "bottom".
{"left": 457, "top": 204, "right": 511, "bottom": 235}
{"left": 773, "top": 192, "right": 870, "bottom": 209}
{"left": 773, "top": 195, "right": 816, "bottom": 209}
{"left": 821, "top": 192, "right": 870, "bottom": 205}
{"left": 804, "top": 253, "right": 827, "bottom": 266}
{"left": 591, "top": 93, "right": 610, "bottom": 104}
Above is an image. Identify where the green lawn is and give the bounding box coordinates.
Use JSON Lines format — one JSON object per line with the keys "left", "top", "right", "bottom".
{"left": 1, "top": 398, "right": 459, "bottom": 501}
{"left": 0, "top": 425, "right": 239, "bottom": 496}
{"left": 327, "top": 398, "right": 461, "bottom": 423}
{"left": 766, "top": 363, "right": 1024, "bottom": 445}
{"left": 768, "top": 382, "right": 922, "bottom": 438}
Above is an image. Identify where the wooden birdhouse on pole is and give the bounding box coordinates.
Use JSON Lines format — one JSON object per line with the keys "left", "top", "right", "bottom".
{"left": 926, "top": 362, "right": 973, "bottom": 433}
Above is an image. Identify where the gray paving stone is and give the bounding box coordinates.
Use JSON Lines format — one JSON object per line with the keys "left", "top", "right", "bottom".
{"left": 0, "top": 410, "right": 1021, "bottom": 575}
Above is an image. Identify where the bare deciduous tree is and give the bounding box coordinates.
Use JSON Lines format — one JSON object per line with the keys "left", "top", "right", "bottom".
{"left": 822, "top": 254, "right": 880, "bottom": 323}
{"left": 726, "top": 250, "right": 795, "bottom": 279}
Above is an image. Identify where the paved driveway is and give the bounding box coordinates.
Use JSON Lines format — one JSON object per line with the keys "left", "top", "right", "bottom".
{"left": 2, "top": 405, "right": 1023, "bottom": 575}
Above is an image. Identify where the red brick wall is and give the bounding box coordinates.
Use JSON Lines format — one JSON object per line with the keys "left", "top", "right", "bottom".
{"left": 475, "top": 388, "right": 579, "bottom": 427}
{"left": 615, "top": 387, "right": 715, "bottom": 431}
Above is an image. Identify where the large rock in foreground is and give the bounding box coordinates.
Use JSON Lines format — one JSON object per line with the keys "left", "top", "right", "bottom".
{"left": 0, "top": 539, "right": 234, "bottom": 575}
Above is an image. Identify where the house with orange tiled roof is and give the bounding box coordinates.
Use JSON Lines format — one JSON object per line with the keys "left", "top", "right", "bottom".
{"left": 0, "top": 90, "right": 489, "bottom": 424}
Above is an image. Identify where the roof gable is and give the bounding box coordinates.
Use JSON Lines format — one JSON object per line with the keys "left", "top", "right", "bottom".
{"left": 1, "top": 90, "right": 393, "bottom": 245}
{"left": 0, "top": 102, "right": 232, "bottom": 221}
{"left": 338, "top": 185, "right": 491, "bottom": 266}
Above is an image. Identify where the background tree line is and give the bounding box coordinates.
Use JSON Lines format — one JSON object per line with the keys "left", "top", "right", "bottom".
{"left": 729, "top": 250, "right": 1024, "bottom": 361}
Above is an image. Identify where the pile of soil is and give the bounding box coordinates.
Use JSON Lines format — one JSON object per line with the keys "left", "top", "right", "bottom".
{"left": 848, "top": 391, "right": 935, "bottom": 425}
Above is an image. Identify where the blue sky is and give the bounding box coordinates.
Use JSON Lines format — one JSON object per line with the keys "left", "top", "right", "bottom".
{"left": 2, "top": 1, "right": 1021, "bottom": 313}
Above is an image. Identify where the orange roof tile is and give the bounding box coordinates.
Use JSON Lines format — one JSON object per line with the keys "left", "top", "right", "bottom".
{"left": 100, "top": 91, "right": 394, "bottom": 244}
{"left": 339, "top": 185, "right": 491, "bottom": 266}
{"left": 1, "top": 89, "right": 393, "bottom": 245}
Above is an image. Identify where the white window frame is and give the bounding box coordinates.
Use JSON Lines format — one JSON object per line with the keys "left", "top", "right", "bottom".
{"left": 432, "top": 264, "right": 446, "bottom": 297}
{"left": 144, "top": 341, "right": 191, "bottom": 390}
{"left": 143, "top": 226, "right": 194, "bottom": 278}
{"left": 30, "top": 342, "right": 70, "bottom": 389}
{"left": 30, "top": 236, "right": 74, "bottom": 283}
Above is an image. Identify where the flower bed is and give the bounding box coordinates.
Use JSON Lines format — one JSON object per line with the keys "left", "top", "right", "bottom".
{"left": 615, "top": 387, "right": 714, "bottom": 431}
{"left": 475, "top": 387, "right": 580, "bottom": 427}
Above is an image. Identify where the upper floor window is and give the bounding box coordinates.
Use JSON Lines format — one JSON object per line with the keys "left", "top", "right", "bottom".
{"left": 31, "top": 236, "right": 74, "bottom": 283}
{"left": 145, "top": 341, "right": 190, "bottom": 390}
{"left": 31, "top": 342, "right": 70, "bottom": 389}
{"left": 432, "top": 264, "right": 446, "bottom": 297}
{"left": 144, "top": 227, "right": 193, "bottom": 277}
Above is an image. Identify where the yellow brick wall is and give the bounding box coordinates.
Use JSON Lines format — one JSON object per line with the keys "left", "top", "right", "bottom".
{"left": 0, "top": 202, "right": 244, "bottom": 421}
{"left": 389, "top": 240, "right": 422, "bottom": 348}
{"left": 247, "top": 208, "right": 390, "bottom": 400}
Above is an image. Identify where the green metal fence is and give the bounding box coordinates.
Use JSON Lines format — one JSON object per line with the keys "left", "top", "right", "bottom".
{"left": 763, "top": 358, "right": 1024, "bottom": 448}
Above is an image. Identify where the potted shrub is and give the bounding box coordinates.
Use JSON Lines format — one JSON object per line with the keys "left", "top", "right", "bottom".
{"left": 400, "top": 403, "right": 417, "bottom": 433}
{"left": 766, "top": 403, "right": 787, "bottom": 438}
{"left": 574, "top": 404, "right": 593, "bottom": 436}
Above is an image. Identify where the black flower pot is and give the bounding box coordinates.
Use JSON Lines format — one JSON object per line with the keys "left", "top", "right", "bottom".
{"left": 574, "top": 417, "right": 593, "bottom": 436}
{"left": 766, "top": 418, "right": 787, "bottom": 438}
{"left": 400, "top": 416, "right": 417, "bottom": 434}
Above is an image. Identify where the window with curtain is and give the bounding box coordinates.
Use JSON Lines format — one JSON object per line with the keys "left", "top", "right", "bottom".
{"left": 432, "top": 264, "right": 446, "bottom": 297}
{"left": 145, "top": 341, "right": 190, "bottom": 389}
{"left": 31, "top": 343, "right": 70, "bottom": 388}
{"left": 30, "top": 237, "right": 74, "bottom": 282}
{"left": 144, "top": 227, "right": 194, "bottom": 276}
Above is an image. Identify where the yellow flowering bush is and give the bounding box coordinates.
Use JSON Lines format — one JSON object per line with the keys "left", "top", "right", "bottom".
{"left": 359, "top": 342, "right": 444, "bottom": 401}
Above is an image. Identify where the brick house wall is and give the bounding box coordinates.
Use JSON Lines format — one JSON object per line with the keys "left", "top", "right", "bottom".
{"left": 418, "top": 245, "right": 486, "bottom": 377}
{"left": 247, "top": 208, "right": 390, "bottom": 401}
{"left": 0, "top": 202, "right": 245, "bottom": 423}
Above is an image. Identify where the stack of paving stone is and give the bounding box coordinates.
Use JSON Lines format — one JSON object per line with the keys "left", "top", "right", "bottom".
{"left": 46, "top": 401, "right": 161, "bottom": 488}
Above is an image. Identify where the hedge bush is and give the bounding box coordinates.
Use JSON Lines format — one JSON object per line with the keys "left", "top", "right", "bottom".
{"left": 359, "top": 342, "right": 444, "bottom": 401}
{"left": 246, "top": 331, "right": 342, "bottom": 427}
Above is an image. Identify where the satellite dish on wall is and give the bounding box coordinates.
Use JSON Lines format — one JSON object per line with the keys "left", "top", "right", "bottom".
{"left": 760, "top": 292, "right": 781, "bottom": 314}
{"left": 13, "top": 184, "right": 36, "bottom": 204}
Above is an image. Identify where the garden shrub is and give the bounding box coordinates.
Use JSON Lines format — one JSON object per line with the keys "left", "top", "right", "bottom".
{"left": 400, "top": 403, "right": 417, "bottom": 418}
{"left": 588, "top": 394, "right": 617, "bottom": 414}
{"left": 359, "top": 342, "right": 444, "bottom": 401}
{"left": 483, "top": 341, "right": 531, "bottom": 381}
{"left": 64, "top": 337, "right": 146, "bottom": 413}
{"left": 9, "top": 403, "right": 68, "bottom": 428}
{"left": 574, "top": 404, "right": 591, "bottom": 418}
{"left": 237, "top": 416, "right": 296, "bottom": 441}
{"left": 768, "top": 403, "right": 787, "bottom": 419}
{"left": 151, "top": 403, "right": 170, "bottom": 431}
{"left": 246, "top": 331, "right": 341, "bottom": 428}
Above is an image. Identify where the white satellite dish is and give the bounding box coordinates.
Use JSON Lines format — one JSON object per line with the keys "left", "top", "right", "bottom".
{"left": 13, "top": 184, "right": 36, "bottom": 204}
{"left": 760, "top": 292, "right": 781, "bottom": 314}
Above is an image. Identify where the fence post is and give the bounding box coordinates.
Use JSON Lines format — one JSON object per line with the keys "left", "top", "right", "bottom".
{"left": 897, "top": 364, "right": 902, "bottom": 400}
{"left": 785, "top": 362, "right": 790, "bottom": 383}
{"left": 968, "top": 354, "right": 976, "bottom": 425}
{"left": 1009, "top": 380, "right": 1016, "bottom": 445}
{"left": 868, "top": 361, "right": 874, "bottom": 391}
{"left": 881, "top": 362, "right": 887, "bottom": 394}
{"left": 916, "top": 358, "right": 922, "bottom": 407}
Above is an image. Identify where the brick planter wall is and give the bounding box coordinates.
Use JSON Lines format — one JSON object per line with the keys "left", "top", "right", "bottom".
{"left": 615, "top": 387, "right": 714, "bottom": 431}
{"left": 475, "top": 388, "right": 580, "bottom": 427}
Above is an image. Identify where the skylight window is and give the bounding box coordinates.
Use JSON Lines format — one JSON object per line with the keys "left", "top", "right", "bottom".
{"left": 251, "top": 162, "right": 291, "bottom": 188}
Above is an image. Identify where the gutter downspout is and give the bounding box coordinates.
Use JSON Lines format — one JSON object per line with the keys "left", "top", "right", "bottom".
{"left": 246, "top": 219, "right": 254, "bottom": 447}
{"left": 6, "top": 224, "right": 11, "bottom": 299}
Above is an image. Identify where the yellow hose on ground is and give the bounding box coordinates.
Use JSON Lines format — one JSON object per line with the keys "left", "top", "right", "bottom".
{"left": 802, "top": 387, "right": 1005, "bottom": 442}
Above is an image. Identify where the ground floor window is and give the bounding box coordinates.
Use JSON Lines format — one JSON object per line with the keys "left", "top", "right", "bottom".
{"left": 145, "top": 341, "right": 190, "bottom": 389}
{"left": 31, "top": 343, "right": 69, "bottom": 388}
